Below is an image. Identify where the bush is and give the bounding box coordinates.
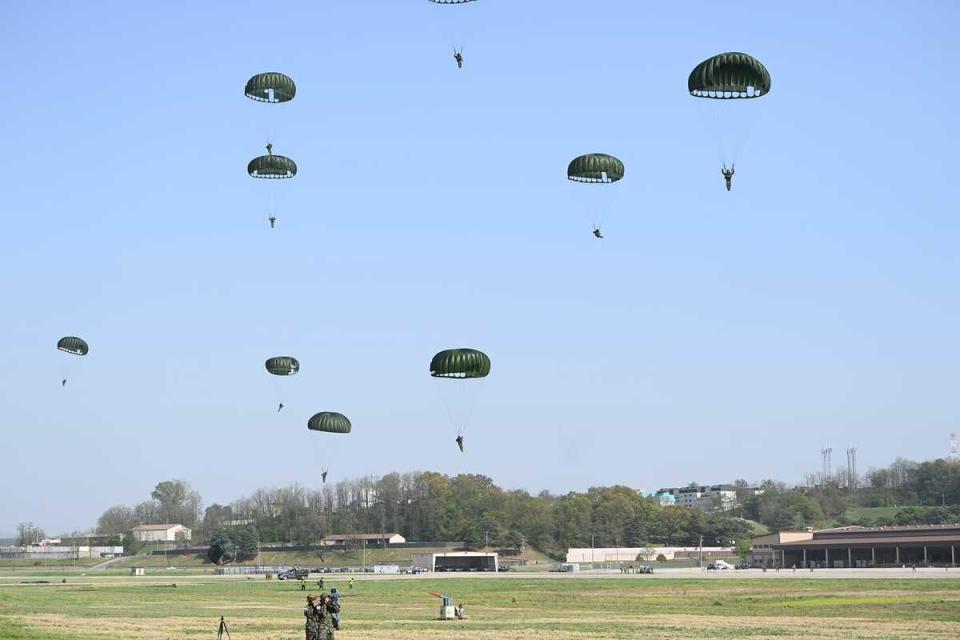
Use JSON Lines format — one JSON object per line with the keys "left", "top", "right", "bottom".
{"left": 656, "top": 554, "right": 667, "bottom": 562}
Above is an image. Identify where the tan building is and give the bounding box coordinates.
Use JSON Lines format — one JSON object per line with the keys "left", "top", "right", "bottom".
{"left": 755, "top": 525, "right": 960, "bottom": 568}
{"left": 131, "top": 524, "right": 191, "bottom": 543}
{"left": 749, "top": 531, "right": 814, "bottom": 567}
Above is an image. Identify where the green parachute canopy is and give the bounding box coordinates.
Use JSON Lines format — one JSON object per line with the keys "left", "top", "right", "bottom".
{"left": 245, "top": 72, "right": 297, "bottom": 103}
{"left": 57, "top": 336, "right": 88, "bottom": 356}
{"left": 265, "top": 356, "right": 300, "bottom": 376}
{"left": 308, "top": 412, "right": 352, "bottom": 434}
{"left": 430, "top": 348, "right": 490, "bottom": 379}
{"left": 688, "top": 52, "right": 771, "bottom": 98}
{"left": 248, "top": 153, "right": 297, "bottom": 179}
{"left": 567, "top": 154, "right": 624, "bottom": 184}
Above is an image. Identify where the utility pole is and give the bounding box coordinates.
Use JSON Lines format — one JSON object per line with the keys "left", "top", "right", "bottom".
{"left": 846, "top": 447, "right": 858, "bottom": 490}
{"left": 820, "top": 448, "right": 832, "bottom": 486}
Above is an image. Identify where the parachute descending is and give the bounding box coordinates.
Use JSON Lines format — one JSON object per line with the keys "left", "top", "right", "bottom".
{"left": 689, "top": 52, "right": 770, "bottom": 187}
{"left": 308, "top": 412, "right": 352, "bottom": 434}
{"left": 567, "top": 153, "right": 625, "bottom": 184}
{"left": 688, "top": 52, "right": 771, "bottom": 99}
{"left": 248, "top": 151, "right": 297, "bottom": 179}
{"left": 567, "top": 154, "right": 624, "bottom": 236}
{"left": 244, "top": 72, "right": 297, "bottom": 103}
{"left": 430, "top": 348, "right": 491, "bottom": 379}
{"left": 57, "top": 336, "right": 89, "bottom": 356}
{"left": 430, "top": 348, "right": 490, "bottom": 452}
{"left": 265, "top": 356, "right": 300, "bottom": 376}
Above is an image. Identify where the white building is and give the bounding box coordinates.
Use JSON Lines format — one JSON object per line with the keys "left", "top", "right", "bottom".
{"left": 411, "top": 551, "right": 498, "bottom": 572}
{"left": 655, "top": 484, "right": 759, "bottom": 512}
{"left": 566, "top": 546, "right": 734, "bottom": 563}
{"left": 131, "top": 524, "right": 191, "bottom": 543}
{"left": 321, "top": 533, "right": 406, "bottom": 547}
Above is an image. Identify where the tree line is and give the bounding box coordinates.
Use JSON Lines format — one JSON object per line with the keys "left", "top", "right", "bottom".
{"left": 42, "top": 454, "right": 955, "bottom": 559}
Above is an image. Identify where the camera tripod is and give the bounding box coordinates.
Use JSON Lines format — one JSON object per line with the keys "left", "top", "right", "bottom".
{"left": 216, "top": 616, "right": 231, "bottom": 640}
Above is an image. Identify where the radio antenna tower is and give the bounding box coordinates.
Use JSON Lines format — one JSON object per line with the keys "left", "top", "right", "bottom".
{"left": 820, "top": 447, "right": 832, "bottom": 486}
{"left": 950, "top": 433, "right": 958, "bottom": 463}
{"left": 846, "top": 447, "right": 858, "bottom": 489}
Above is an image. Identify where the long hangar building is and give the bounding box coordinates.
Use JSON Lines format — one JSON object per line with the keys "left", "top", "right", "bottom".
{"left": 753, "top": 525, "right": 960, "bottom": 568}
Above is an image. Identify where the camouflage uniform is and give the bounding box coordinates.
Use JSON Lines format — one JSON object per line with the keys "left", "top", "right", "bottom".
{"left": 304, "top": 598, "right": 321, "bottom": 640}
{"left": 318, "top": 597, "right": 340, "bottom": 640}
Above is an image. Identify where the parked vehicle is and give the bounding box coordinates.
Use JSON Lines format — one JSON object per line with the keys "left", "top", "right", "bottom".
{"left": 277, "top": 567, "right": 309, "bottom": 580}
{"left": 707, "top": 560, "right": 734, "bottom": 571}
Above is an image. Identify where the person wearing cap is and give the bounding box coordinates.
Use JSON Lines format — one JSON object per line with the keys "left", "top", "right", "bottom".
{"left": 304, "top": 594, "right": 321, "bottom": 640}
{"left": 329, "top": 587, "right": 341, "bottom": 630}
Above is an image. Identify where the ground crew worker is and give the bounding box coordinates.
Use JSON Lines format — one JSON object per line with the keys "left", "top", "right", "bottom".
{"left": 304, "top": 594, "right": 321, "bottom": 640}
{"left": 348, "top": 577, "right": 354, "bottom": 589}
{"left": 300, "top": 577, "right": 306, "bottom": 591}
{"left": 317, "top": 577, "right": 325, "bottom": 591}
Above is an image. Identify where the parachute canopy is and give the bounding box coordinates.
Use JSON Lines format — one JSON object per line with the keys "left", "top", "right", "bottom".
{"left": 430, "top": 348, "right": 490, "bottom": 379}
{"left": 567, "top": 154, "right": 624, "bottom": 184}
{"left": 248, "top": 154, "right": 297, "bottom": 179}
{"left": 308, "top": 412, "right": 352, "bottom": 434}
{"left": 245, "top": 72, "right": 296, "bottom": 103}
{"left": 427, "top": 0, "right": 477, "bottom": 3}
{"left": 265, "top": 356, "right": 300, "bottom": 376}
{"left": 57, "top": 336, "right": 88, "bottom": 356}
{"left": 688, "top": 52, "right": 771, "bottom": 98}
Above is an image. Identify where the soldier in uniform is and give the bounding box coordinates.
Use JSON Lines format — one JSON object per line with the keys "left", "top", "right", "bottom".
{"left": 304, "top": 594, "right": 320, "bottom": 640}
{"left": 317, "top": 593, "right": 341, "bottom": 640}
{"left": 721, "top": 164, "right": 735, "bottom": 191}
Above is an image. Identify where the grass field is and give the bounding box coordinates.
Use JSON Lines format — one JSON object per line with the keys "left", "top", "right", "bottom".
{"left": 101, "top": 545, "right": 555, "bottom": 571}
{"left": 2, "top": 574, "right": 959, "bottom": 639}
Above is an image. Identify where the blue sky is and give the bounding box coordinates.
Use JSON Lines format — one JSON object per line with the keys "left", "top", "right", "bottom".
{"left": 1, "top": 1, "right": 958, "bottom": 534}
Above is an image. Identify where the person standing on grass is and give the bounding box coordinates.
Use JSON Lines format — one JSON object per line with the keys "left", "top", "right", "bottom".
{"left": 317, "top": 593, "right": 340, "bottom": 640}
{"left": 330, "top": 587, "right": 341, "bottom": 630}
{"left": 304, "top": 594, "right": 321, "bottom": 640}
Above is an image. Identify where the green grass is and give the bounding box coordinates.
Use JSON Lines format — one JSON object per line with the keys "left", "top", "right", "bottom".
{"left": 0, "top": 558, "right": 105, "bottom": 569}
{"left": 108, "top": 545, "right": 554, "bottom": 571}
{"left": 1, "top": 575, "right": 959, "bottom": 639}
{"left": 829, "top": 506, "right": 909, "bottom": 526}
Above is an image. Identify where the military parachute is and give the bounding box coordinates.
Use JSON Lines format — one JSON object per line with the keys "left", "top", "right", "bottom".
{"left": 688, "top": 52, "right": 771, "bottom": 186}
{"left": 57, "top": 336, "right": 88, "bottom": 387}
{"left": 245, "top": 72, "right": 297, "bottom": 104}
{"left": 57, "top": 336, "right": 89, "bottom": 356}
{"left": 307, "top": 411, "right": 351, "bottom": 483}
{"left": 430, "top": 348, "right": 490, "bottom": 451}
{"left": 567, "top": 153, "right": 624, "bottom": 237}
{"left": 265, "top": 356, "right": 299, "bottom": 412}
